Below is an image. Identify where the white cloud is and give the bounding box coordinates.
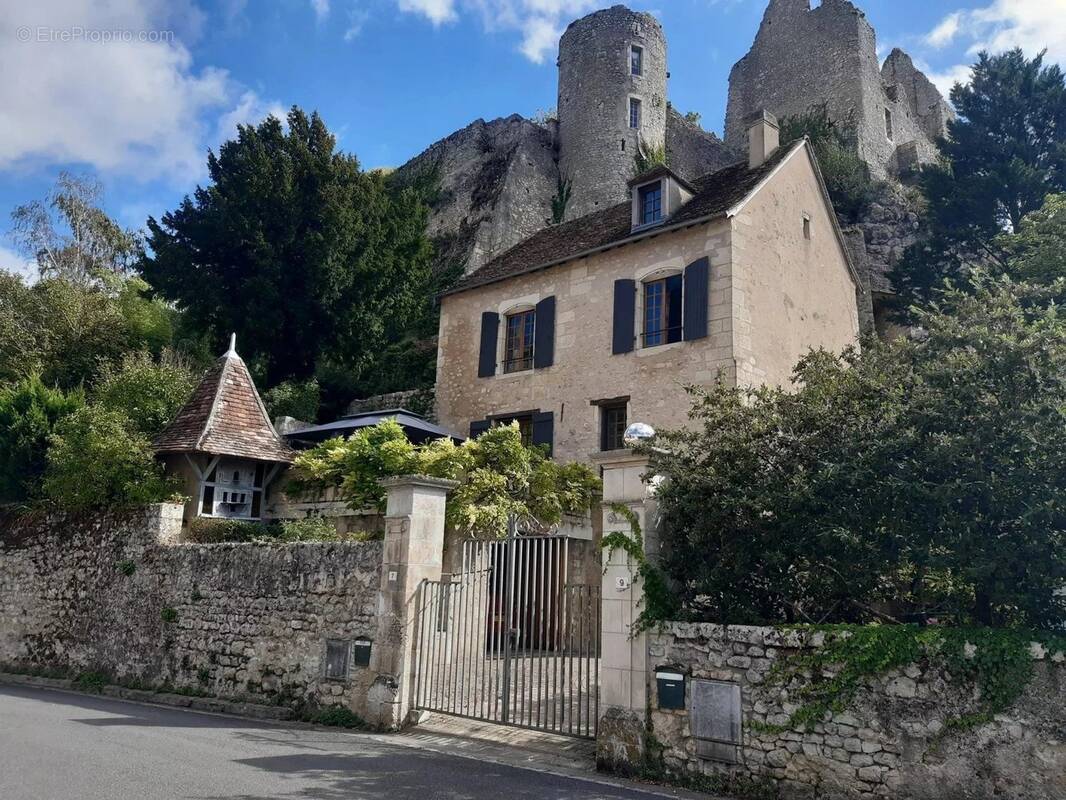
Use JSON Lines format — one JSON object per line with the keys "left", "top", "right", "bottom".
{"left": 0, "top": 244, "right": 38, "bottom": 282}
{"left": 923, "top": 1, "right": 1066, "bottom": 64}
{"left": 919, "top": 1, "right": 1065, "bottom": 97}
{"left": 311, "top": 0, "right": 331, "bottom": 21}
{"left": 395, "top": 0, "right": 602, "bottom": 63}
{"left": 0, "top": 0, "right": 283, "bottom": 185}
{"left": 398, "top": 0, "right": 457, "bottom": 26}
{"left": 925, "top": 11, "right": 963, "bottom": 49}
{"left": 924, "top": 63, "right": 974, "bottom": 98}
{"left": 215, "top": 91, "right": 287, "bottom": 144}
{"left": 344, "top": 7, "right": 371, "bottom": 40}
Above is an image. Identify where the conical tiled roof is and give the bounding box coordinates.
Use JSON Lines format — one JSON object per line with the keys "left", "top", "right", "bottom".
{"left": 153, "top": 337, "right": 295, "bottom": 463}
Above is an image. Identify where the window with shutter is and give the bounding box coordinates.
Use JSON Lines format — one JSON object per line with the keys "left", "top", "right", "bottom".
{"left": 533, "top": 296, "right": 555, "bottom": 369}
{"left": 612, "top": 279, "right": 636, "bottom": 354}
{"left": 478, "top": 311, "right": 500, "bottom": 378}
{"left": 682, "top": 257, "right": 710, "bottom": 341}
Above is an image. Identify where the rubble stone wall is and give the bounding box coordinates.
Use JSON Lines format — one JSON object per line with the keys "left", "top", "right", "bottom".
{"left": 642, "top": 623, "right": 1066, "bottom": 800}
{"left": 724, "top": 0, "right": 951, "bottom": 179}
{"left": 0, "top": 504, "right": 389, "bottom": 723}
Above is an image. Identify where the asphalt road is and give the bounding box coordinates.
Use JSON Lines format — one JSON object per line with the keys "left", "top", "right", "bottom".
{"left": 0, "top": 685, "right": 674, "bottom": 800}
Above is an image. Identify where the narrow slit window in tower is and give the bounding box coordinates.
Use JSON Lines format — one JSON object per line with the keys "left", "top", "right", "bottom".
{"left": 631, "top": 45, "right": 643, "bottom": 76}
{"left": 630, "top": 98, "right": 642, "bottom": 129}
{"left": 885, "top": 108, "right": 894, "bottom": 141}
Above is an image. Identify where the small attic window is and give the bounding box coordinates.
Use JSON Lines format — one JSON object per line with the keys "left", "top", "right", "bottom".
{"left": 639, "top": 181, "right": 663, "bottom": 226}
{"left": 803, "top": 213, "right": 811, "bottom": 240}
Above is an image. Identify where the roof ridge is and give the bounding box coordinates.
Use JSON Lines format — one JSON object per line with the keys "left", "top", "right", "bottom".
{"left": 196, "top": 352, "right": 233, "bottom": 452}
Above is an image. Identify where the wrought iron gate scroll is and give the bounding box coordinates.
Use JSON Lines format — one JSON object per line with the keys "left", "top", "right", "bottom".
{"left": 413, "top": 530, "right": 600, "bottom": 738}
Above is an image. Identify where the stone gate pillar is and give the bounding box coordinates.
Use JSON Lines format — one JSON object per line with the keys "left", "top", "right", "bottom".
{"left": 593, "top": 450, "right": 656, "bottom": 772}
{"left": 369, "top": 475, "right": 457, "bottom": 729}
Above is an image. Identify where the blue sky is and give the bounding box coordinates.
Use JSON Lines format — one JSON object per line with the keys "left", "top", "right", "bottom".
{"left": 2, "top": 0, "right": 1064, "bottom": 278}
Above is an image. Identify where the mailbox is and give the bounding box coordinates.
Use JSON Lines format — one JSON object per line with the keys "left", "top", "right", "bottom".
{"left": 656, "top": 670, "right": 685, "bottom": 710}
{"left": 353, "top": 638, "right": 372, "bottom": 668}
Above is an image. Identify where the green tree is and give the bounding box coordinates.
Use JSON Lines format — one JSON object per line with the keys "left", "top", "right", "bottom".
{"left": 9, "top": 171, "right": 142, "bottom": 286}
{"left": 262, "top": 378, "right": 321, "bottom": 423}
{"left": 0, "top": 376, "right": 83, "bottom": 503}
{"left": 43, "top": 405, "right": 177, "bottom": 510}
{"left": 140, "top": 107, "right": 435, "bottom": 393}
{"left": 892, "top": 50, "right": 1066, "bottom": 306}
{"left": 999, "top": 193, "right": 1066, "bottom": 287}
{"left": 652, "top": 276, "right": 1066, "bottom": 629}
{"left": 780, "top": 104, "right": 874, "bottom": 222}
{"left": 92, "top": 351, "right": 196, "bottom": 439}
{"left": 0, "top": 271, "right": 176, "bottom": 390}
{"left": 287, "top": 419, "right": 601, "bottom": 537}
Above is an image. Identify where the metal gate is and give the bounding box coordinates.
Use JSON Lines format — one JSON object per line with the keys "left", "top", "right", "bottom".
{"left": 413, "top": 531, "right": 600, "bottom": 738}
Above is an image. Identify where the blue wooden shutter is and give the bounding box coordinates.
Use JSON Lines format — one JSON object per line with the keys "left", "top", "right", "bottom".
{"left": 683, "top": 257, "right": 710, "bottom": 341}
{"left": 478, "top": 311, "right": 499, "bottom": 377}
{"left": 533, "top": 296, "right": 555, "bottom": 369}
{"left": 612, "top": 279, "right": 636, "bottom": 354}
{"left": 469, "top": 419, "right": 490, "bottom": 439}
{"left": 532, "top": 411, "right": 554, "bottom": 455}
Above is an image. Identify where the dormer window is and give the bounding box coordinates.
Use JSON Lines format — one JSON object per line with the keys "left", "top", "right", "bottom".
{"left": 628, "top": 166, "right": 695, "bottom": 232}
{"left": 638, "top": 182, "right": 663, "bottom": 226}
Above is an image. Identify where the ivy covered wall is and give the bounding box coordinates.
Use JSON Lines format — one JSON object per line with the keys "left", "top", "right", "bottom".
{"left": 643, "top": 622, "right": 1066, "bottom": 800}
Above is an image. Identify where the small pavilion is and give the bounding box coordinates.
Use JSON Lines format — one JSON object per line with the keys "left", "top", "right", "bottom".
{"left": 153, "top": 335, "right": 295, "bottom": 524}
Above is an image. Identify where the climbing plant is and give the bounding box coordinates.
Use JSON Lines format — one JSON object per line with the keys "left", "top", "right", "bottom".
{"left": 600, "top": 503, "right": 678, "bottom": 631}
{"left": 633, "top": 136, "right": 668, "bottom": 176}
{"left": 550, "top": 176, "right": 572, "bottom": 224}
{"left": 751, "top": 625, "right": 1066, "bottom": 735}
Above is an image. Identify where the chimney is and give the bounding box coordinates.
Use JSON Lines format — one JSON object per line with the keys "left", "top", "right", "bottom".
{"left": 746, "top": 109, "right": 780, "bottom": 169}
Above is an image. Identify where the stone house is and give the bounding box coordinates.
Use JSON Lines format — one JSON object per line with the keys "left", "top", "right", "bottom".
{"left": 435, "top": 112, "right": 862, "bottom": 465}
{"left": 152, "top": 336, "right": 295, "bottom": 527}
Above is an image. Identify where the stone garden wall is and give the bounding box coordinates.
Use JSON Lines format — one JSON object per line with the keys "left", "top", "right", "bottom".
{"left": 0, "top": 504, "right": 390, "bottom": 724}
{"left": 645, "top": 623, "right": 1066, "bottom": 800}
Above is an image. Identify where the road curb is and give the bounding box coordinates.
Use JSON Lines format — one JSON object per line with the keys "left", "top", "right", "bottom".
{"left": 0, "top": 672, "right": 294, "bottom": 721}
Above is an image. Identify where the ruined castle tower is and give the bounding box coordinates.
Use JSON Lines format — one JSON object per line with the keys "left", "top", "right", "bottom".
{"left": 724, "top": 0, "right": 952, "bottom": 178}
{"left": 557, "top": 5, "right": 669, "bottom": 220}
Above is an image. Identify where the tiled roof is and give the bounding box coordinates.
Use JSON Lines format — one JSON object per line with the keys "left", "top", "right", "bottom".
{"left": 445, "top": 141, "right": 801, "bottom": 296}
{"left": 153, "top": 344, "right": 295, "bottom": 463}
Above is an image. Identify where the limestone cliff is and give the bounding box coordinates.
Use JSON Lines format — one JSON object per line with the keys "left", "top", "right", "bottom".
{"left": 394, "top": 115, "right": 558, "bottom": 275}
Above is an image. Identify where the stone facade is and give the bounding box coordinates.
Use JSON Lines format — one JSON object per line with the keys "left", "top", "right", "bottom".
{"left": 0, "top": 504, "right": 390, "bottom": 724}
{"left": 724, "top": 0, "right": 952, "bottom": 179}
{"left": 665, "top": 106, "right": 738, "bottom": 185}
{"left": 435, "top": 142, "right": 859, "bottom": 462}
{"left": 642, "top": 623, "right": 1066, "bottom": 800}
{"left": 557, "top": 5, "right": 668, "bottom": 220}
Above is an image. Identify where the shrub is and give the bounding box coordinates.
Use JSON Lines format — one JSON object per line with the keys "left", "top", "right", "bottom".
{"left": 185, "top": 515, "right": 345, "bottom": 544}
{"left": 92, "top": 350, "right": 196, "bottom": 438}
{"left": 262, "top": 378, "right": 321, "bottom": 423}
{"left": 305, "top": 705, "right": 367, "bottom": 729}
{"left": 288, "top": 419, "right": 602, "bottom": 538}
{"left": 0, "top": 375, "right": 83, "bottom": 503}
{"left": 652, "top": 277, "right": 1066, "bottom": 628}
{"left": 73, "top": 671, "right": 108, "bottom": 693}
{"left": 42, "top": 405, "right": 179, "bottom": 510}
{"left": 160, "top": 607, "right": 178, "bottom": 623}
